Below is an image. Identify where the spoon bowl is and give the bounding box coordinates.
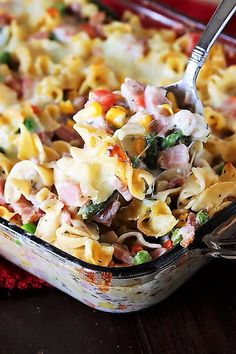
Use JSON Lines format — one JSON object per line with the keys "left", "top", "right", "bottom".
{"left": 163, "top": 78, "right": 203, "bottom": 114}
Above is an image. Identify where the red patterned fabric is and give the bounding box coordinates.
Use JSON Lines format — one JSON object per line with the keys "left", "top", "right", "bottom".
{"left": 0, "top": 0, "right": 234, "bottom": 290}
{"left": 0, "top": 258, "right": 48, "bottom": 289}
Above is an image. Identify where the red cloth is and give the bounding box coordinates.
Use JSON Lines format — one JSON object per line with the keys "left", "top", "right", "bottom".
{"left": 163, "top": 0, "right": 216, "bottom": 22}
{"left": 163, "top": 0, "right": 235, "bottom": 36}
{"left": 0, "top": 0, "right": 234, "bottom": 290}
{"left": 0, "top": 258, "right": 48, "bottom": 289}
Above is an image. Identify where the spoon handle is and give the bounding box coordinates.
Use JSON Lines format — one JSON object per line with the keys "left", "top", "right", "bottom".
{"left": 198, "top": 0, "right": 236, "bottom": 51}
{"left": 184, "top": 0, "right": 236, "bottom": 85}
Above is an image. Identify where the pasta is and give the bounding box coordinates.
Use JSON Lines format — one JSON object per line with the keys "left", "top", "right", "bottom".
{"left": 0, "top": 0, "right": 235, "bottom": 267}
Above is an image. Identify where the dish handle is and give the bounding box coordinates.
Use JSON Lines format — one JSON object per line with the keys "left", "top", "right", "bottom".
{"left": 202, "top": 214, "right": 236, "bottom": 259}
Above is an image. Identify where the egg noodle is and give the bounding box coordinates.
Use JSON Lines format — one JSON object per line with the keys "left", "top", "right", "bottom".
{"left": 0, "top": 0, "right": 235, "bottom": 267}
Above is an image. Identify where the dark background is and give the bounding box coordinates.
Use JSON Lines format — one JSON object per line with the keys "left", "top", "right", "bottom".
{"left": 0, "top": 260, "right": 235, "bottom": 354}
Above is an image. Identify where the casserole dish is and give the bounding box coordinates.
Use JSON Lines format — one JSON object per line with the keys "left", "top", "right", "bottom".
{"left": 0, "top": 0, "right": 235, "bottom": 313}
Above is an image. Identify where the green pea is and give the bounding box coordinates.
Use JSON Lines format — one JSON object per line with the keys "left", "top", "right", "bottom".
{"left": 0, "top": 51, "right": 11, "bottom": 65}
{"left": 130, "top": 156, "right": 141, "bottom": 168}
{"left": 144, "top": 133, "right": 158, "bottom": 170}
{"left": 48, "top": 32, "right": 58, "bottom": 41}
{"left": 216, "top": 164, "right": 224, "bottom": 176}
{"left": 160, "top": 130, "right": 183, "bottom": 149}
{"left": 79, "top": 194, "right": 116, "bottom": 219}
{"left": 171, "top": 229, "right": 183, "bottom": 246}
{"left": 22, "top": 223, "right": 37, "bottom": 234}
{"left": 23, "top": 116, "right": 38, "bottom": 132}
{"left": 55, "top": 3, "right": 67, "bottom": 15}
{"left": 133, "top": 250, "right": 152, "bottom": 265}
{"left": 196, "top": 210, "right": 209, "bottom": 225}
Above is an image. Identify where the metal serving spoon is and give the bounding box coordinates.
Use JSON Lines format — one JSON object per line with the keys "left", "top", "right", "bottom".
{"left": 163, "top": 0, "right": 236, "bottom": 114}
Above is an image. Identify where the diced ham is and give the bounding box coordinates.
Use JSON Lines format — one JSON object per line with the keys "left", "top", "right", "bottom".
{"left": 22, "top": 77, "right": 35, "bottom": 100}
{"left": 179, "top": 224, "right": 195, "bottom": 248}
{"left": 92, "top": 199, "right": 121, "bottom": 227}
{"left": 78, "top": 23, "right": 98, "bottom": 39}
{"left": 113, "top": 244, "right": 133, "bottom": 265}
{"left": 38, "top": 132, "right": 53, "bottom": 145}
{"left": 166, "top": 176, "right": 185, "bottom": 189}
{"left": 60, "top": 207, "right": 72, "bottom": 224}
{"left": 68, "top": 6, "right": 103, "bottom": 39}
{"left": 88, "top": 12, "right": 105, "bottom": 38}
{"left": 144, "top": 85, "right": 169, "bottom": 116}
{"left": 56, "top": 181, "right": 88, "bottom": 207}
{"left": 115, "top": 177, "right": 132, "bottom": 201}
{"left": 91, "top": 46, "right": 102, "bottom": 56}
{"left": 154, "top": 116, "right": 172, "bottom": 137}
{"left": 5, "top": 74, "right": 22, "bottom": 99}
{"left": 73, "top": 96, "right": 86, "bottom": 111}
{"left": 11, "top": 197, "right": 42, "bottom": 224}
{"left": 187, "top": 212, "right": 198, "bottom": 228}
{"left": 121, "top": 79, "right": 172, "bottom": 132}
{"left": 121, "top": 78, "right": 145, "bottom": 112}
{"left": 55, "top": 13, "right": 101, "bottom": 39}
{"left": 170, "top": 110, "right": 209, "bottom": 139}
{"left": 9, "top": 214, "right": 21, "bottom": 226}
{"left": 100, "top": 231, "right": 118, "bottom": 244}
{"left": 53, "top": 24, "right": 80, "bottom": 43}
{"left": 29, "top": 31, "right": 49, "bottom": 40}
{"left": 172, "top": 212, "right": 197, "bottom": 249}
{"left": 0, "top": 13, "right": 12, "bottom": 27}
{"left": 172, "top": 110, "right": 197, "bottom": 134}
{"left": 159, "top": 144, "right": 189, "bottom": 170}
{"left": 219, "top": 97, "right": 236, "bottom": 120}
{"left": 122, "top": 34, "right": 146, "bottom": 59}
{"left": 54, "top": 124, "right": 83, "bottom": 145}
{"left": 0, "top": 178, "right": 6, "bottom": 206}
{"left": 69, "top": 3, "right": 81, "bottom": 15}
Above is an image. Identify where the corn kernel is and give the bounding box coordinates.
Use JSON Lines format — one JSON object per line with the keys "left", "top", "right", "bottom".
{"left": 139, "top": 114, "right": 153, "bottom": 130}
{"left": 85, "top": 102, "right": 103, "bottom": 117}
{"left": 166, "top": 92, "right": 179, "bottom": 112}
{"left": 106, "top": 106, "right": 127, "bottom": 128}
{"left": 66, "top": 119, "right": 74, "bottom": 128}
{"left": 0, "top": 116, "right": 9, "bottom": 124}
{"left": 134, "top": 137, "right": 145, "bottom": 155}
{"left": 159, "top": 104, "right": 174, "bottom": 116}
{"left": 59, "top": 100, "right": 75, "bottom": 115}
